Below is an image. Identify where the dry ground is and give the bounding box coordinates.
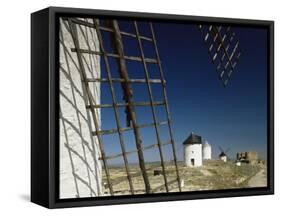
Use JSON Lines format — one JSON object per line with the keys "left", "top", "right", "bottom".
{"left": 102, "top": 160, "right": 267, "bottom": 196}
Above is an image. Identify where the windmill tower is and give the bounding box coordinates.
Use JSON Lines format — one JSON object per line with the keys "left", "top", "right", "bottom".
{"left": 59, "top": 18, "right": 102, "bottom": 198}
{"left": 202, "top": 140, "right": 212, "bottom": 160}
{"left": 183, "top": 132, "right": 203, "bottom": 167}
{"left": 219, "top": 147, "right": 231, "bottom": 162}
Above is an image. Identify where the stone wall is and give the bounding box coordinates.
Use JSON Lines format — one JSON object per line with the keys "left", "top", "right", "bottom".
{"left": 236, "top": 151, "right": 258, "bottom": 164}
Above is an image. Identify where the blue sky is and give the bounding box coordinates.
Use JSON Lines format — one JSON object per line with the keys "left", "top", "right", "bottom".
{"left": 99, "top": 20, "right": 268, "bottom": 164}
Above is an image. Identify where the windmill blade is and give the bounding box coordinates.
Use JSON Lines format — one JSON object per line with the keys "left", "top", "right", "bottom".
{"left": 198, "top": 25, "right": 242, "bottom": 87}
{"left": 218, "top": 146, "right": 224, "bottom": 152}
{"left": 225, "top": 147, "right": 231, "bottom": 153}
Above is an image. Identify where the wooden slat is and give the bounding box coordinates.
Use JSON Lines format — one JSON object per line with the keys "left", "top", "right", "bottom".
{"left": 150, "top": 23, "right": 182, "bottom": 192}
{"left": 86, "top": 101, "right": 165, "bottom": 109}
{"left": 107, "top": 20, "right": 152, "bottom": 192}
{"left": 120, "top": 31, "right": 153, "bottom": 41}
{"left": 85, "top": 77, "right": 165, "bottom": 84}
{"left": 100, "top": 140, "right": 172, "bottom": 160}
{"left": 93, "top": 18, "right": 135, "bottom": 194}
{"left": 71, "top": 48, "right": 158, "bottom": 63}
{"left": 68, "top": 18, "right": 153, "bottom": 41}
{"left": 92, "top": 121, "right": 169, "bottom": 136}
{"left": 134, "top": 21, "right": 169, "bottom": 192}
{"left": 67, "top": 19, "right": 114, "bottom": 195}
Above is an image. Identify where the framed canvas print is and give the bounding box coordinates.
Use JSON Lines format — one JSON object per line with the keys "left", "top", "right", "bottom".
{"left": 31, "top": 6, "right": 274, "bottom": 208}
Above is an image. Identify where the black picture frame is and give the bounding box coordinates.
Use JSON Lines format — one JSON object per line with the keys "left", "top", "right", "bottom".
{"left": 31, "top": 6, "right": 274, "bottom": 208}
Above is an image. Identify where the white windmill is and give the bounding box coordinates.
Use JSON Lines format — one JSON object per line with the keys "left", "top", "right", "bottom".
{"left": 183, "top": 132, "right": 203, "bottom": 167}
{"left": 218, "top": 146, "right": 231, "bottom": 162}
{"left": 202, "top": 140, "right": 212, "bottom": 160}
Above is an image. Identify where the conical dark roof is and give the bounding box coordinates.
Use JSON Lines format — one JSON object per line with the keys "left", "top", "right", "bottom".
{"left": 183, "top": 133, "right": 202, "bottom": 145}
{"left": 219, "top": 152, "right": 227, "bottom": 157}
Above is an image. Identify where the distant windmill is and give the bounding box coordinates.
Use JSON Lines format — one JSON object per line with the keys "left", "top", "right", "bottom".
{"left": 218, "top": 146, "right": 231, "bottom": 162}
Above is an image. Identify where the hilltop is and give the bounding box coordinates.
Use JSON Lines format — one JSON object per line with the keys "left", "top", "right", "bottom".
{"left": 102, "top": 159, "right": 267, "bottom": 195}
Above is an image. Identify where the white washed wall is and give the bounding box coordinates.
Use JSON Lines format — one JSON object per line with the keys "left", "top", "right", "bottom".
{"left": 184, "top": 144, "right": 203, "bottom": 167}
{"left": 202, "top": 143, "right": 212, "bottom": 160}
{"left": 59, "top": 18, "right": 102, "bottom": 198}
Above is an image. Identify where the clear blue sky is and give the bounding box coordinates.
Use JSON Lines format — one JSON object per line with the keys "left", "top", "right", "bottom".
{"left": 99, "top": 20, "right": 268, "bottom": 164}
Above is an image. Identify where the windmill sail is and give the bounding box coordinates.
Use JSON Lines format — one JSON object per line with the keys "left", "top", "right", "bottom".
{"left": 62, "top": 17, "right": 182, "bottom": 196}
{"left": 198, "top": 25, "right": 242, "bottom": 87}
